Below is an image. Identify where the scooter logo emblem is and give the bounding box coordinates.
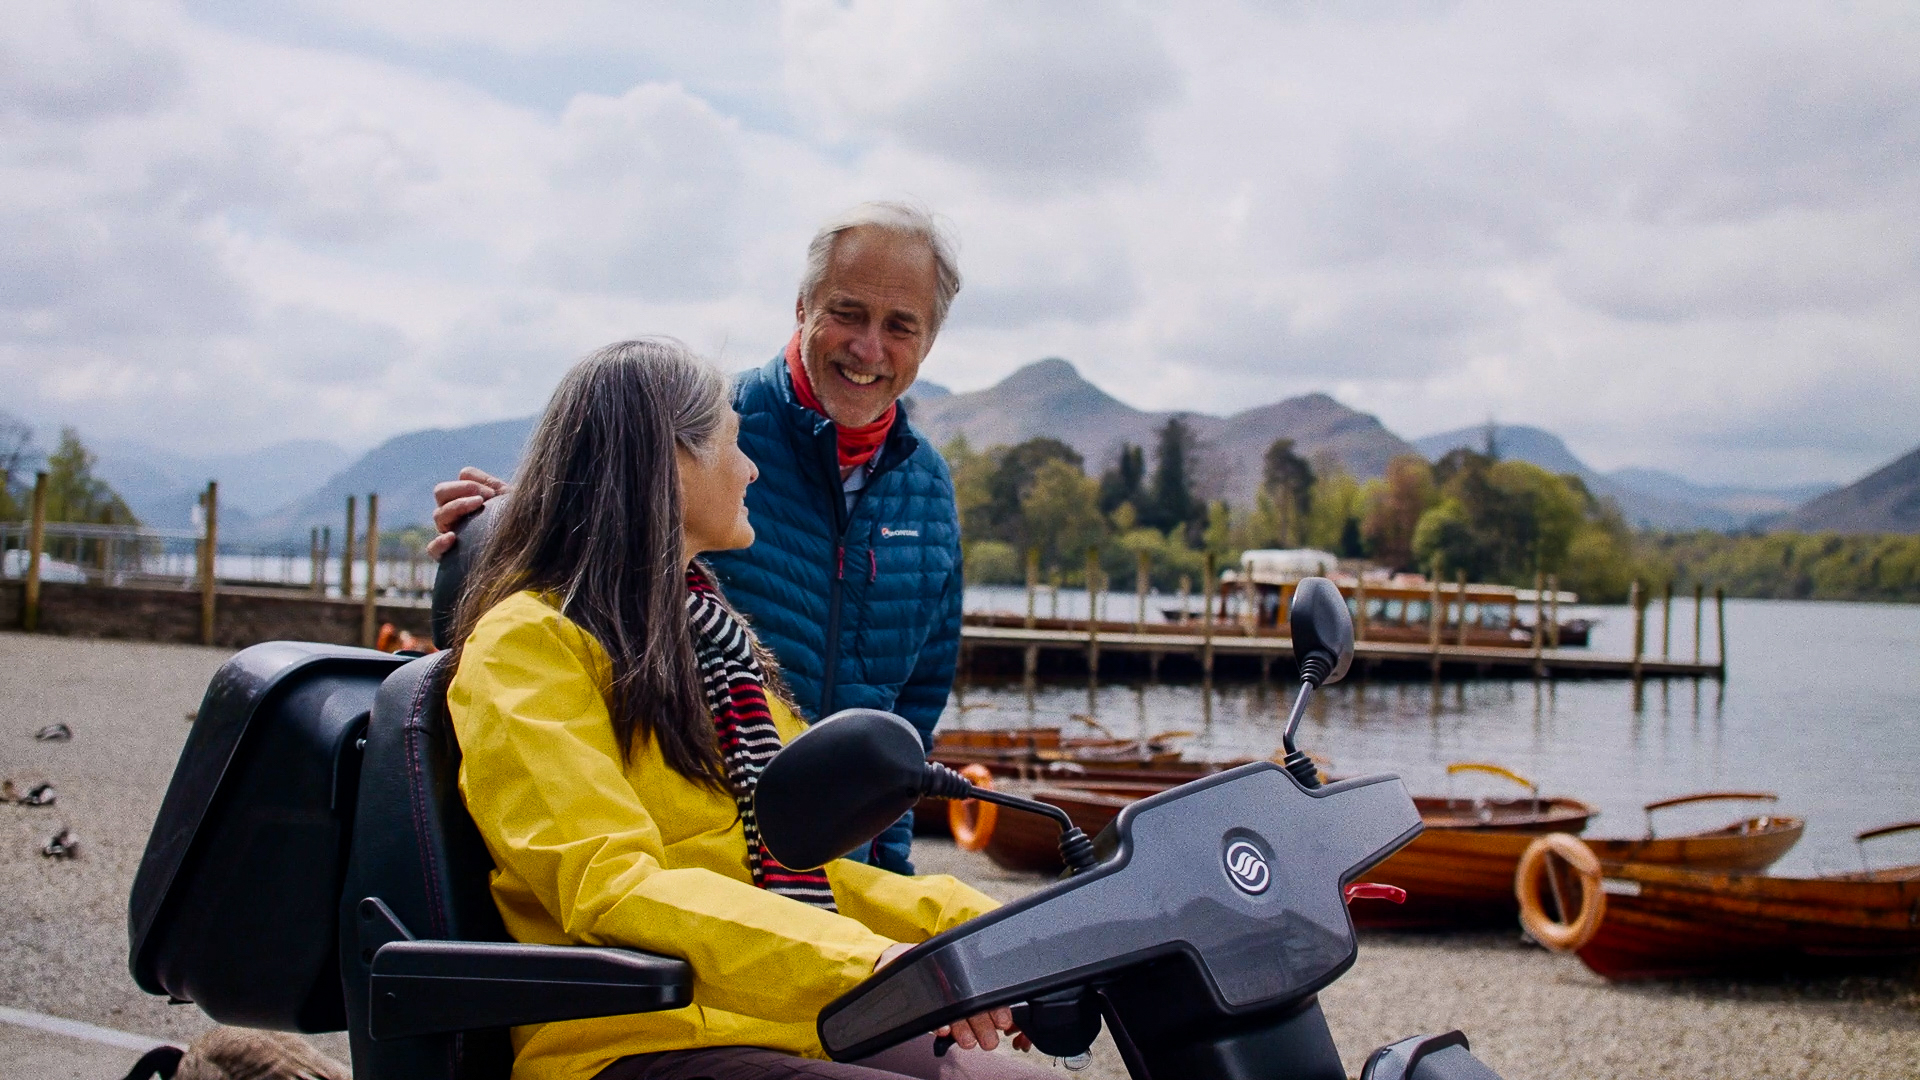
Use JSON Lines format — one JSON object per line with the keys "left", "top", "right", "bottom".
{"left": 1224, "top": 839, "right": 1270, "bottom": 895}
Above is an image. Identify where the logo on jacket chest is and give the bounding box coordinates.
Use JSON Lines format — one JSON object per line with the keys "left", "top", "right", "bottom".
{"left": 879, "top": 527, "right": 920, "bottom": 539}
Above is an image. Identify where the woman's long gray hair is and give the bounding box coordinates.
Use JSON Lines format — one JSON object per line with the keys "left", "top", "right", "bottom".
{"left": 447, "top": 338, "right": 737, "bottom": 786}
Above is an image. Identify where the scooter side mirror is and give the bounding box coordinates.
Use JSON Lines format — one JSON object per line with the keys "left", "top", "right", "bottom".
{"left": 1288, "top": 577, "right": 1354, "bottom": 687}
{"left": 756, "top": 710, "right": 929, "bottom": 872}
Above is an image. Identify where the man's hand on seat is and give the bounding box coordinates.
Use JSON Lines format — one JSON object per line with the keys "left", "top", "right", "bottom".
{"left": 427, "top": 467, "right": 510, "bottom": 560}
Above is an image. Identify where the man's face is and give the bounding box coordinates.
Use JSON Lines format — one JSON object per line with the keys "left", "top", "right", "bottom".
{"left": 796, "top": 226, "right": 938, "bottom": 428}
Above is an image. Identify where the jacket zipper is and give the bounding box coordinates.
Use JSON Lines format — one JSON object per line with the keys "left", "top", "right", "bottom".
{"left": 816, "top": 422, "right": 911, "bottom": 718}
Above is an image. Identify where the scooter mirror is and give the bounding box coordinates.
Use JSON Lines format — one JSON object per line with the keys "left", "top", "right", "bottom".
{"left": 430, "top": 496, "right": 505, "bottom": 650}
{"left": 756, "top": 709, "right": 929, "bottom": 871}
{"left": 1289, "top": 576, "right": 1354, "bottom": 687}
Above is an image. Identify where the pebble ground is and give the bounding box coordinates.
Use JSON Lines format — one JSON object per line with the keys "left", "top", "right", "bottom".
{"left": 2, "top": 630, "right": 1915, "bottom": 1079}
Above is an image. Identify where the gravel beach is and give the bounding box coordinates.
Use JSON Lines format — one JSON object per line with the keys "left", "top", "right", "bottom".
{"left": 2, "top": 630, "right": 1915, "bottom": 1079}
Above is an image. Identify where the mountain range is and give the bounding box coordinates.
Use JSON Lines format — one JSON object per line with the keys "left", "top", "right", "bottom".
{"left": 1411, "top": 425, "right": 1833, "bottom": 531}
{"left": 63, "top": 358, "right": 1918, "bottom": 541}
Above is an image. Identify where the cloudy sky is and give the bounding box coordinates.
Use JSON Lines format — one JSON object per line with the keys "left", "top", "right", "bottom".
{"left": 5, "top": 0, "right": 1917, "bottom": 487}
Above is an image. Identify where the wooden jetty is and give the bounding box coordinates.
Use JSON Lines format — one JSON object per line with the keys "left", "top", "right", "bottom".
{"left": 958, "top": 623, "right": 1723, "bottom": 681}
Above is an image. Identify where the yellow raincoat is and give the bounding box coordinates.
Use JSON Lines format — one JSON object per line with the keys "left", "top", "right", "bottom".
{"left": 449, "top": 591, "right": 997, "bottom": 1080}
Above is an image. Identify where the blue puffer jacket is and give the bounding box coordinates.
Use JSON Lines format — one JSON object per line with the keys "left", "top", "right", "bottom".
{"left": 704, "top": 356, "right": 963, "bottom": 874}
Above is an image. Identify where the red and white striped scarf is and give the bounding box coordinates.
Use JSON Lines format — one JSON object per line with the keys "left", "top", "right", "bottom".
{"left": 684, "top": 564, "right": 837, "bottom": 909}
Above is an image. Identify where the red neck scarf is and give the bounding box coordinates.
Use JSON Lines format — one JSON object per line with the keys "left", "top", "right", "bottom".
{"left": 784, "top": 331, "right": 895, "bottom": 471}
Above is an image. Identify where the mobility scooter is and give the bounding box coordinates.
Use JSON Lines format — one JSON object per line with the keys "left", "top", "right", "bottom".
{"left": 128, "top": 505, "right": 1508, "bottom": 1079}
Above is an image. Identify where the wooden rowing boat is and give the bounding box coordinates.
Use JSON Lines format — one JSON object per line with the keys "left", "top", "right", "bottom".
{"left": 1357, "top": 784, "right": 1802, "bottom": 929}
{"left": 1517, "top": 822, "right": 1920, "bottom": 980}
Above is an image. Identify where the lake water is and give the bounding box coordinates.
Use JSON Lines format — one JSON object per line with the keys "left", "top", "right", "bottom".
{"left": 944, "top": 594, "right": 1920, "bottom": 877}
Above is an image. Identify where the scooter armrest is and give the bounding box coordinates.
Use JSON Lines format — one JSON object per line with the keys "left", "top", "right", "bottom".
{"left": 368, "top": 940, "right": 691, "bottom": 1040}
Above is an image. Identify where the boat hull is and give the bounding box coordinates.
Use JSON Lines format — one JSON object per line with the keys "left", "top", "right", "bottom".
{"left": 1574, "top": 863, "right": 1920, "bottom": 979}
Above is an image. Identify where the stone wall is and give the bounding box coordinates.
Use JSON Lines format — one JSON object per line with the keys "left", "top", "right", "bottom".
{"left": 0, "top": 580, "right": 433, "bottom": 649}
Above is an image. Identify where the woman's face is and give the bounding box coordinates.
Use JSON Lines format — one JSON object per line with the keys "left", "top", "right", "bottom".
{"left": 678, "top": 408, "right": 758, "bottom": 559}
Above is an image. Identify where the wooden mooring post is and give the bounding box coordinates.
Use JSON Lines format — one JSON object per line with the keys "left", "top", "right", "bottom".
{"left": 1084, "top": 547, "right": 1101, "bottom": 677}
{"left": 1134, "top": 550, "right": 1149, "bottom": 633}
{"left": 1628, "top": 580, "right": 1645, "bottom": 683}
{"left": 1546, "top": 574, "right": 1561, "bottom": 649}
{"left": 361, "top": 493, "right": 380, "bottom": 648}
{"left": 1427, "top": 570, "right": 1442, "bottom": 676}
{"left": 199, "top": 481, "right": 218, "bottom": 646}
{"left": 1531, "top": 570, "right": 1545, "bottom": 675}
{"left": 1715, "top": 587, "right": 1728, "bottom": 676}
{"left": 1022, "top": 547, "right": 1038, "bottom": 684}
{"left": 22, "top": 472, "right": 48, "bottom": 632}
{"left": 309, "top": 528, "right": 324, "bottom": 593}
{"left": 1355, "top": 576, "right": 1368, "bottom": 642}
{"left": 1453, "top": 570, "right": 1468, "bottom": 647}
{"left": 1661, "top": 582, "right": 1673, "bottom": 659}
{"left": 1693, "top": 584, "right": 1705, "bottom": 663}
{"left": 1201, "top": 552, "right": 1216, "bottom": 679}
{"left": 341, "top": 495, "right": 357, "bottom": 600}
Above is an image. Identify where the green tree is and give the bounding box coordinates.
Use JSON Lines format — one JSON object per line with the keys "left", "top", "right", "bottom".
{"left": 1143, "top": 416, "right": 1203, "bottom": 537}
{"left": 943, "top": 434, "right": 996, "bottom": 541}
{"left": 1304, "top": 469, "right": 1362, "bottom": 553}
{"left": 962, "top": 539, "right": 1022, "bottom": 585}
{"left": 1362, "top": 455, "right": 1436, "bottom": 571}
{"left": 984, "top": 438, "right": 1083, "bottom": 542}
{"left": 1262, "top": 439, "right": 1315, "bottom": 545}
{"left": 1098, "top": 443, "right": 1146, "bottom": 516}
{"left": 45, "top": 428, "right": 136, "bottom": 527}
{"left": 1019, "top": 458, "right": 1106, "bottom": 574}
{"left": 0, "top": 413, "right": 31, "bottom": 522}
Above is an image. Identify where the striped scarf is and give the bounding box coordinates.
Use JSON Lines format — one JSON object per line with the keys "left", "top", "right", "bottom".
{"left": 685, "top": 565, "right": 838, "bottom": 910}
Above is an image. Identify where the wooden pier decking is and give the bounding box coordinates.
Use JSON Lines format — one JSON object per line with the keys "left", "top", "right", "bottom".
{"left": 958, "top": 623, "right": 1724, "bottom": 682}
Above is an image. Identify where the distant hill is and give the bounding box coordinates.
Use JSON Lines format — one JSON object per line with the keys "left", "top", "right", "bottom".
{"left": 1780, "top": 444, "right": 1920, "bottom": 534}
{"left": 91, "top": 438, "right": 350, "bottom": 532}
{"left": 247, "top": 417, "right": 534, "bottom": 540}
{"left": 909, "top": 358, "right": 1417, "bottom": 503}
{"left": 1411, "top": 424, "right": 1830, "bottom": 531}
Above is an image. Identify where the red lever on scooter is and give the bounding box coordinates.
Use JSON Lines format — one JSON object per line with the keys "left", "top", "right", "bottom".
{"left": 1343, "top": 882, "right": 1407, "bottom": 904}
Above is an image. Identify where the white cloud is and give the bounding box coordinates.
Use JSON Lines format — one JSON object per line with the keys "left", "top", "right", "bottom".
{"left": 3, "top": 0, "right": 1917, "bottom": 490}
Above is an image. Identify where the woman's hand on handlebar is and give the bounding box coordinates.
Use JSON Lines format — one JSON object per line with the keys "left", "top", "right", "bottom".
{"left": 874, "top": 944, "right": 1032, "bottom": 1053}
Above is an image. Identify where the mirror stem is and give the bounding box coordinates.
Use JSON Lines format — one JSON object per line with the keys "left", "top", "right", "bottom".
{"left": 924, "top": 764, "right": 1099, "bottom": 874}
{"left": 1279, "top": 677, "right": 1322, "bottom": 789}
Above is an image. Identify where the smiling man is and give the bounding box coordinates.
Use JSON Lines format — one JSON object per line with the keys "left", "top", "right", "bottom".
{"left": 432, "top": 203, "right": 964, "bottom": 873}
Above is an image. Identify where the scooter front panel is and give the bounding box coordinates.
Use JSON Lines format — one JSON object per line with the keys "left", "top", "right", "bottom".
{"left": 818, "top": 762, "right": 1423, "bottom": 1059}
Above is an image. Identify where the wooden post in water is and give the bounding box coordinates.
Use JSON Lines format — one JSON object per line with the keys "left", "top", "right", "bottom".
{"left": 1134, "top": 550, "right": 1149, "bottom": 633}
{"left": 341, "top": 495, "right": 357, "bottom": 599}
{"left": 1084, "top": 547, "right": 1101, "bottom": 679}
{"left": 1628, "top": 580, "right": 1644, "bottom": 682}
{"left": 1531, "top": 571, "right": 1545, "bottom": 673}
{"left": 1692, "top": 584, "right": 1704, "bottom": 663}
{"left": 1242, "top": 566, "right": 1257, "bottom": 634}
{"left": 1201, "top": 551, "right": 1216, "bottom": 679}
{"left": 1454, "top": 570, "right": 1469, "bottom": 647}
{"left": 22, "top": 472, "right": 48, "bottom": 631}
{"left": 199, "top": 481, "right": 218, "bottom": 647}
{"left": 309, "top": 528, "right": 323, "bottom": 592}
{"left": 1661, "top": 582, "right": 1673, "bottom": 659}
{"left": 1022, "top": 547, "right": 1038, "bottom": 684}
{"left": 1355, "top": 576, "right": 1369, "bottom": 642}
{"left": 1546, "top": 574, "right": 1560, "bottom": 648}
{"left": 1715, "top": 587, "right": 1728, "bottom": 676}
{"left": 1427, "top": 568, "right": 1442, "bottom": 676}
{"left": 361, "top": 493, "right": 380, "bottom": 649}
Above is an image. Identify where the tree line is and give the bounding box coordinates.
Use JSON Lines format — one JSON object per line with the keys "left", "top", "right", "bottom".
{"left": 947, "top": 420, "right": 1920, "bottom": 604}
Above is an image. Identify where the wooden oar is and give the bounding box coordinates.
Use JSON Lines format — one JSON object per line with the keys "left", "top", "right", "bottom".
{"left": 1640, "top": 791, "right": 1778, "bottom": 838}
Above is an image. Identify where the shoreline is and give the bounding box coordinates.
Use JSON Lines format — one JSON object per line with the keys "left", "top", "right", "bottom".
{"left": 2, "top": 631, "right": 1913, "bottom": 1079}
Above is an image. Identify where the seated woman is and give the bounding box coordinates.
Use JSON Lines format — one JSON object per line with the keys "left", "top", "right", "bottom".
{"left": 445, "top": 340, "right": 1054, "bottom": 1080}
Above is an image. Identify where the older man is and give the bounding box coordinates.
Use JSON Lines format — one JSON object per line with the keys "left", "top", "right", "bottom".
{"left": 431, "top": 203, "right": 963, "bottom": 874}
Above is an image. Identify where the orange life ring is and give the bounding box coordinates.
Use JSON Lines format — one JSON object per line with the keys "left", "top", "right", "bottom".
{"left": 1515, "top": 833, "right": 1606, "bottom": 952}
{"left": 949, "top": 764, "right": 998, "bottom": 852}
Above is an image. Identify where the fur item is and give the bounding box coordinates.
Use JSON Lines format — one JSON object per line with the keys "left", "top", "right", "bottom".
{"left": 123, "top": 1028, "right": 351, "bottom": 1080}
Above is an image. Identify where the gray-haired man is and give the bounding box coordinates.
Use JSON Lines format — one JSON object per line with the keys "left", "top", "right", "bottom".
{"left": 433, "top": 203, "right": 966, "bottom": 874}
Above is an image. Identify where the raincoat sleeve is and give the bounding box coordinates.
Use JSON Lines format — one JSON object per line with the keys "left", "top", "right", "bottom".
{"left": 449, "top": 601, "right": 897, "bottom": 1024}
{"left": 823, "top": 859, "right": 999, "bottom": 944}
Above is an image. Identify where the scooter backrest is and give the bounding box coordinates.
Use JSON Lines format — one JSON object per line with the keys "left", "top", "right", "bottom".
{"left": 430, "top": 497, "right": 504, "bottom": 651}
{"left": 130, "top": 642, "right": 408, "bottom": 1031}
{"left": 338, "top": 650, "right": 515, "bottom": 1080}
